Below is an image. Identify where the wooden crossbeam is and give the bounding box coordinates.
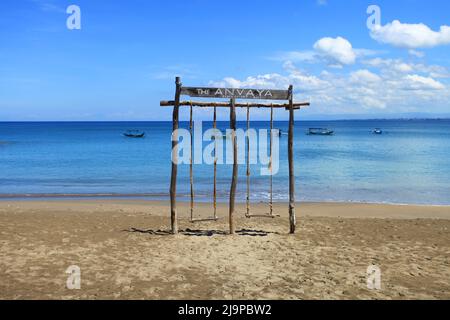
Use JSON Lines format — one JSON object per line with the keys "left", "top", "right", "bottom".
{"left": 160, "top": 100, "right": 309, "bottom": 110}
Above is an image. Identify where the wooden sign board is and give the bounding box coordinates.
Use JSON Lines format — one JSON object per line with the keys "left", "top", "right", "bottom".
{"left": 181, "top": 87, "right": 290, "bottom": 100}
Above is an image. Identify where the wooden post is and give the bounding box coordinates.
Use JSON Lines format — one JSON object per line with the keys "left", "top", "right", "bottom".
{"left": 229, "top": 98, "right": 237, "bottom": 234}
{"left": 246, "top": 106, "right": 250, "bottom": 217}
{"left": 170, "top": 77, "right": 182, "bottom": 234}
{"left": 288, "top": 85, "right": 296, "bottom": 234}
{"left": 269, "top": 104, "right": 273, "bottom": 216}
{"left": 189, "top": 102, "right": 194, "bottom": 221}
{"left": 213, "top": 106, "right": 217, "bottom": 219}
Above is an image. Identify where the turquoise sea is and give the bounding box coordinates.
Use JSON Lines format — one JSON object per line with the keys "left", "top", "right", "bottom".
{"left": 0, "top": 120, "right": 449, "bottom": 205}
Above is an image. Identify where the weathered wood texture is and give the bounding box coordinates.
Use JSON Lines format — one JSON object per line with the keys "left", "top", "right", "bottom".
{"left": 246, "top": 106, "right": 250, "bottom": 217}
{"left": 189, "top": 103, "right": 194, "bottom": 221}
{"left": 269, "top": 105, "right": 273, "bottom": 216}
{"left": 288, "top": 85, "right": 296, "bottom": 234}
{"left": 190, "top": 217, "right": 221, "bottom": 223}
{"left": 160, "top": 100, "right": 309, "bottom": 110}
{"left": 229, "top": 98, "right": 237, "bottom": 235}
{"left": 170, "top": 77, "right": 182, "bottom": 234}
{"left": 245, "top": 214, "right": 279, "bottom": 218}
{"left": 180, "top": 87, "right": 289, "bottom": 100}
{"left": 213, "top": 106, "right": 217, "bottom": 219}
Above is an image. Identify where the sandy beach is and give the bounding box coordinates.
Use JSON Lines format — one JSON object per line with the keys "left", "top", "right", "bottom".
{"left": 0, "top": 199, "right": 449, "bottom": 300}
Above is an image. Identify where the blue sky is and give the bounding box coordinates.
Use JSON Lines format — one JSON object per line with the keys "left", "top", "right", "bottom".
{"left": 0, "top": 0, "right": 449, "bottom": 120}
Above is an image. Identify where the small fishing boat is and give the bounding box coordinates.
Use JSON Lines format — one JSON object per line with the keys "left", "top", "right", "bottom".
{"left": 373, "top": 128, "right": 383, "bottom": 135}
{"left": 123, "top": 130, "right": 145, "bottom": 138}
{"left": 307, "top": 128, "right": 334, "bottom": 136}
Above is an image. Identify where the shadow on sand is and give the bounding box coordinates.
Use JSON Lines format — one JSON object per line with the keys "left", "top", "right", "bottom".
{"left": 126, "top": 227, "right": 278, "bottom": 237}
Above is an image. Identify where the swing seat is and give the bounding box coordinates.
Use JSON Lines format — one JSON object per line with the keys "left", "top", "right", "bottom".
{"left": 190, "top": 217, "right": 221, "bottom": 223}
{"left": 245, "top": 213, "right": 280, "bottom": 219}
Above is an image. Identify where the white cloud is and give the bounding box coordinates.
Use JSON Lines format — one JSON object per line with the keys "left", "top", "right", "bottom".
{"left": 365, "top": 58, "right": 414, "bottom": 73}
{"left": 271, "top": 37, "right": 377, "bottom": 67}
{"left": 408, "top": 49, "right": 425, "bottom": 58}
{"left": 359, "top": 96, "right": 387, "bottom": 109}
{"left": 394, "top": 63, "right": 414, "bottom": 73}
{"left": 363, "top": 58, "right": 450, "bottom": 78}
{"left": 370, "top": 20, "right": 450, "bottom": 49}
{"left": 210, "top": 61, "right": 449, "bottom": 113}
{"left": 350, "top": 69, "right": 381, "bottom": 83}
{"left": 403, "top": 75, "right": 445, "bottom": 90}
{"left": 313, "top": 37, "right": 357, "bottom": 66}
{"left": 210, "top": 73, "right": 286, "bottom": 89}
{"left": 210, "top": 66, "right": 327, "bottom": 92}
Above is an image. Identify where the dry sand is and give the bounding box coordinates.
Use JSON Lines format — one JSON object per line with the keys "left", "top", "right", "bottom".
{"left": 0, "top": 200, "right": 449, "bottom": 300}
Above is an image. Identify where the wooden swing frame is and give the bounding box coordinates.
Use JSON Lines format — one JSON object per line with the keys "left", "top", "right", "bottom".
{"left": 160, "top": 77, "right": 309, "bottom": 235}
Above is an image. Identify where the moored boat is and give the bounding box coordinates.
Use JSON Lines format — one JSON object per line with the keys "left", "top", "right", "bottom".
{"left": 123, "top": 130, "right": 145, "bottom": 138}
{"left": 307, "top": 128, "right": 334, "bottom": 136}
{"left": 373, "top": 128, "right": 383, "bottom": 135}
